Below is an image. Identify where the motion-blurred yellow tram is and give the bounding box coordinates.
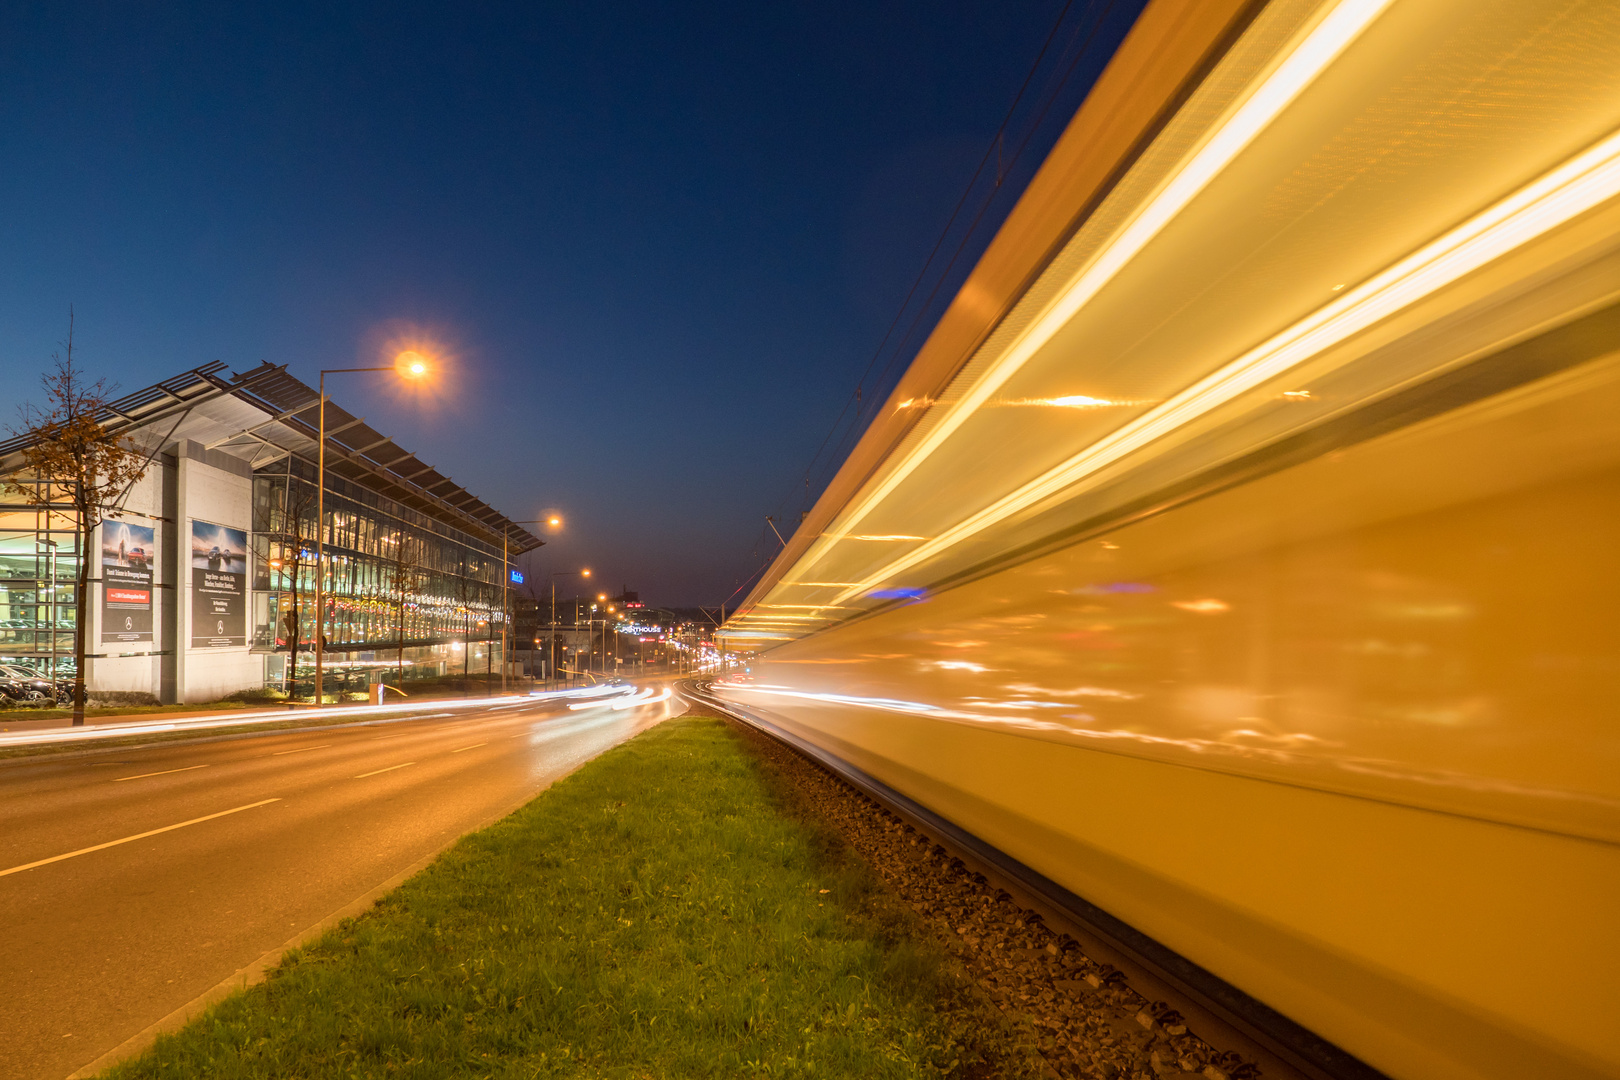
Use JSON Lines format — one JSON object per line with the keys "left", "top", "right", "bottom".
{"left": 714, "top": 0, "right": 1620, "bottom": 1077}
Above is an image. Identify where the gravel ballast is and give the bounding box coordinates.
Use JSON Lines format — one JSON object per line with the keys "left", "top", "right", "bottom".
{"left": 729, "top": 716, "right": 1266, "bottom": 1080}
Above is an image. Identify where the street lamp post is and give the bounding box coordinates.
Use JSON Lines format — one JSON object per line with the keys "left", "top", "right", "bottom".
{"left": 312, "top": 356, "right": 427, "bottom": 706}
{"left": 538, "top": 565, "right": 590, "bottom": 687}
{"left": 498, "top": 517, "right": 579, "bottom": 691}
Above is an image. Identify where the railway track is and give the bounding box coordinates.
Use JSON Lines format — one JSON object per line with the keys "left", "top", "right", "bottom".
{"left": 683, "top": 680, "right": 1387, "bottom": 1080}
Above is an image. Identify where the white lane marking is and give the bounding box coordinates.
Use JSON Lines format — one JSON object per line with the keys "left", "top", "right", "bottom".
{"left": 450, "top": 743, "right": 486, "bottom": 753}
{"left": 0, "top": 799, "right": 282, "bottom": 879}
{"left": 272, "top": 744, "right": 330, "bottom": 756}
{"left": 354, "top": 762, "right": 415, "bottom": 779}
{"left": 363, "top": 713, "right": 459, "bottom": 741}
{"left": 112, "top": 764, "right": 211, "bottom": 783}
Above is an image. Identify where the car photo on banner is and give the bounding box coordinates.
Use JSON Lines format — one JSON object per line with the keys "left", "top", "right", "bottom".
{"left": 189, "top": 520, "right": 247, "bottom": 648}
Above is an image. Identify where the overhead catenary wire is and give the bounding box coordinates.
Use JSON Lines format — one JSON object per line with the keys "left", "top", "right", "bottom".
{"left": 727, "top": 0, "right": 1132, "bottom": 613}
{"left": 801, "top": 0, "right": 1125, "bottom": 504}
{"left": 781, "top": 0, "right": 1085, "bottom": 520}
{"left": 763, "top": 0, "right": 1127, "bottom": 551}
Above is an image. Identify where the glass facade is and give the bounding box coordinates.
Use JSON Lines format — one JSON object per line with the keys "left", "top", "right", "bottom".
{"left": 251, "top": 456, "right": 508, "bottom": 687}
{"left": 0, "top": 464, "right": 514, "bottom": 690}
{"left": 0, "top": 483, "right": 81, "bottom": 678}
{"left": 0, "top": 361, "right": 537, "bottom": 703}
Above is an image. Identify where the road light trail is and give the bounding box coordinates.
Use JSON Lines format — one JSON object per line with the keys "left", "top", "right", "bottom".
{"left": 0, "top": 682, "right": 685, "bottom": 1080}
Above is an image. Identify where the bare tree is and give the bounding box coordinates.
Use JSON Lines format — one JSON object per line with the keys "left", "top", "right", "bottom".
{"left": 454, "top": 569, "right": 474, "bottom": 690}
{"left": 9, "top": 316, "right": 151, "bottom": 726}
{"left": 274, "top": 479, "right": 319, "bottom": 699}
{"left": 386, "top": 532, "right": 423, "bottom": 689}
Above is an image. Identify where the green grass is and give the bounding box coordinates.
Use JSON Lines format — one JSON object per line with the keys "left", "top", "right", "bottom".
{"left": 101, "top": 716, "right": 1030, "bottom": 1080}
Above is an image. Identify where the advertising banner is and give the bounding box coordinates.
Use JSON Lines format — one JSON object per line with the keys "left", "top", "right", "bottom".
{"left": 101, "top": 520, "right": 155, "bottom": 643}
{"left": 190, "top": 520, "right": 247, "bottom": 648}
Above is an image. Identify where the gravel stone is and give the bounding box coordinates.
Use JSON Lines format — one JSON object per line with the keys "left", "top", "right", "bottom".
{"left": 731, "top": 719, "right": 1266, "bottom": 1080}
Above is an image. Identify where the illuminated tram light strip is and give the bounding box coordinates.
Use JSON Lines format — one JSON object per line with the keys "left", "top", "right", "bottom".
{"left": 827, "top": 127, "right": 1620, "bottom": 607}
{"left": 790, "top": 0, "right": 1397, "bottom": 586}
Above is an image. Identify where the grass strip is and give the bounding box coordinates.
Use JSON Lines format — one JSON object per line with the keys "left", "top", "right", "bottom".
{"left": 102, "top": 715, "right": 1033, "bottom": 1079}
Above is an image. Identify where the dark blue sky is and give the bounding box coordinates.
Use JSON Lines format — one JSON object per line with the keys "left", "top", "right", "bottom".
{"left": 0, "top": 1, "right": 1142, "bottom": 605}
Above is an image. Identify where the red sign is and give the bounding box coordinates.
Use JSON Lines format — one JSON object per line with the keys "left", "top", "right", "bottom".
{"left": 107, "top": 588, "right": 150, "bottom": 605}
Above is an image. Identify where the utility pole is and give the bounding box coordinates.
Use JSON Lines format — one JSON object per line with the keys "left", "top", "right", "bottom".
{"left": 501, "top": 532, "right": 508, "bottom": 694}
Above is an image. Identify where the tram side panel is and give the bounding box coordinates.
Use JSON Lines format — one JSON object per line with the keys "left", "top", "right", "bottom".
{"left": 718, "top": 353, "right": 1620, "bottom": 1080}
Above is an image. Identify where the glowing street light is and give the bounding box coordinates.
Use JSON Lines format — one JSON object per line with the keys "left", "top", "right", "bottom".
{"left": 312, "top": 355, "right": 433, "bottom": 706}
{"left": 537, "top": 562, "right": 593, "bottom": 684}
{"left": 395, "top": 350, "right": 430, "bottom": 378}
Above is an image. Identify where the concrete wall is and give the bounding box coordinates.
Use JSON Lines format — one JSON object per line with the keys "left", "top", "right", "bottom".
{"left": 86, "top": 462, "right": 167, "bottom": 700}
{"left": 173, "top": 441, "right": 259, "bottom": 702}
{"left": 88, "top": 440, "right": 262, "bottom": 704}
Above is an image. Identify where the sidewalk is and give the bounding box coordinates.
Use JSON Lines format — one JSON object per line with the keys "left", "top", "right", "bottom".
{"left": 0, "top": 705, "right": 265, "bottom": 734}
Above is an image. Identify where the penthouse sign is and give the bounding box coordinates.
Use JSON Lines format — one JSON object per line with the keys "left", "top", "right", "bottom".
{"left": 190, "top": 520, "right": 247, "bottom": 648}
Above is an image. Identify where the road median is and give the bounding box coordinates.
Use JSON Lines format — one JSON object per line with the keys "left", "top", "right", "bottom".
{"left": 98, "top": 714, "right": 1037, "bottom": 1079}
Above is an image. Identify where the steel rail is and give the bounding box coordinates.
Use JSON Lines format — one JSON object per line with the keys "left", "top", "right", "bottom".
{"left": 682, "top": 678, "right": 1391, "bottom": 1080}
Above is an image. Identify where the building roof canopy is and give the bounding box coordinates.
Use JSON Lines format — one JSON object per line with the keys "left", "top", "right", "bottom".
{"left": 0, "top": 361, "right": 544, "bottom": 554}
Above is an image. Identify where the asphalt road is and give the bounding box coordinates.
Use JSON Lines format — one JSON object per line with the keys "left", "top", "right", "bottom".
{"left": 0, "top": 686, "right": 684, "bottom": 1080}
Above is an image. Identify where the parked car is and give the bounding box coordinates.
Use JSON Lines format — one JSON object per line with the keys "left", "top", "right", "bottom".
{"left": 0, "top": 664, "right": 71, "bottom": 704}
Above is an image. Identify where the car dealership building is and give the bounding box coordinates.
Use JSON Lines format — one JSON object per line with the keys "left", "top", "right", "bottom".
{"left": 0, "top": 361, "right": 543, "bottom": 703}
